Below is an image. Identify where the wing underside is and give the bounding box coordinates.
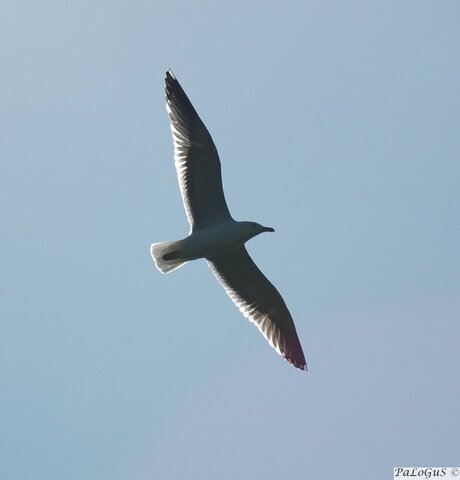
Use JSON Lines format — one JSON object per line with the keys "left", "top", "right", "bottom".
{"left": 208, "top": 246, "right": 307, "bottom": 370}
{"left": 165, "top": 70, "right": 232, "bottom": 231}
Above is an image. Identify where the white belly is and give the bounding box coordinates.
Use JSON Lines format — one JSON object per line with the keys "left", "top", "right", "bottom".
{"left": 181, "top": 221, "right": 246, "bottom": 260}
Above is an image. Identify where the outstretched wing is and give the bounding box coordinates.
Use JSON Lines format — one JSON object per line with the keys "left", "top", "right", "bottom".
{"left": 165, "top": 70, "right": 232, "bottom": 231}
{"left": 208, "top": 246, "right": 307, "bottom": 371}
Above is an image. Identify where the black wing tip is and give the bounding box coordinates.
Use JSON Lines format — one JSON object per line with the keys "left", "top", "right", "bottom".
{"left": 165, "top": 69, "right": 186, "bottom": 106}
{"left": 296, "top": 362, "right": 309, "bottom": 372}
{"left": 165, "top": 69, "right": 176, "bottom": 98}
{"left": 282, "top": 340, "right": 308, "bottom": 371}
{"left": 279, "top": 331, "right": 308, "bottom": 372}
{"left": 166, "top": 68, "right": 176, "bottom": 81}
{"left": 287, "top": 356, "right": 308, "bottom": 372}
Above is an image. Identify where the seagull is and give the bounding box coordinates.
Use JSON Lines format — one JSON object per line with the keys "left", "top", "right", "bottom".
{"left": 151, "top": 70, "right": 307, "bottom": 371}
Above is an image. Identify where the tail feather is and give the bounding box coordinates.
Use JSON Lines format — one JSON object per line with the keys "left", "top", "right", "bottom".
{"left": 150, "top": 240, "right": 187, "bottom": 274}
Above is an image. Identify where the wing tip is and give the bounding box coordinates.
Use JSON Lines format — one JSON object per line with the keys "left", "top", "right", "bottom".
{"left": 284, "top": 353, "right": 308, "bottom": 372}
{"left": 282, "top": 339, "right": 308, "bottom": 372}
{"left": 165, "top": 69, "right": 176, "bottom": 100}
{"left": 294, "top": 361, "right": 308, "bottom": 372}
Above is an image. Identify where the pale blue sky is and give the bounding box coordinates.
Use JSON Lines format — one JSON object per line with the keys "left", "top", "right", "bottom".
{"left": 1, "top": 1, "right": 459, "bottom": 479}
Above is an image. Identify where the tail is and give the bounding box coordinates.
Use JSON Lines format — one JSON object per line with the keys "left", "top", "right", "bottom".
{"left": 150, "top": 240, "right": 187, "bottom": 274}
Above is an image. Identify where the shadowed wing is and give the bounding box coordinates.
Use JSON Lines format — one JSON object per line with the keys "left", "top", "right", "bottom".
{"left": 165, "top": 70, "right": 232, "bottom": 231}
{"left": 208, "top": 246, "right": 307, "bottom": 371}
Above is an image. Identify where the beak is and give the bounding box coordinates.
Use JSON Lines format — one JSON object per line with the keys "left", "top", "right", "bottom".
{"left": 263, "top": 226, "right": 275, "bottom": 233}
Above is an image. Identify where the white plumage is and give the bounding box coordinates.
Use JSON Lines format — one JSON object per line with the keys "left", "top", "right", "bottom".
{"left": 151, "top": 70, "right": 306, "bottom": 371}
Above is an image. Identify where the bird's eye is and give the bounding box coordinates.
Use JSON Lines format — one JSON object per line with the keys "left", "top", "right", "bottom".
{"left": 251, "top": 223, "right": 257, "bottom": 227}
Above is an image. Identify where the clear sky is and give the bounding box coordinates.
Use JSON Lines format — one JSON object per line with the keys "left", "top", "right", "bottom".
{"left": 1, "top": 1, "right": 459, "bottom": 479}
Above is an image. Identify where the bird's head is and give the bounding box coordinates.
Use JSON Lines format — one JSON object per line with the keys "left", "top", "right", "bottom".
{"left": 239, "top": 221, "right": 275, "bottom": 242}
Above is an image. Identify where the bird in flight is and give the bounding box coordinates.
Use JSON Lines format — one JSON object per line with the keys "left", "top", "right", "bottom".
{"left": 151, "top": 70, "right": 307, "bottom": 371}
